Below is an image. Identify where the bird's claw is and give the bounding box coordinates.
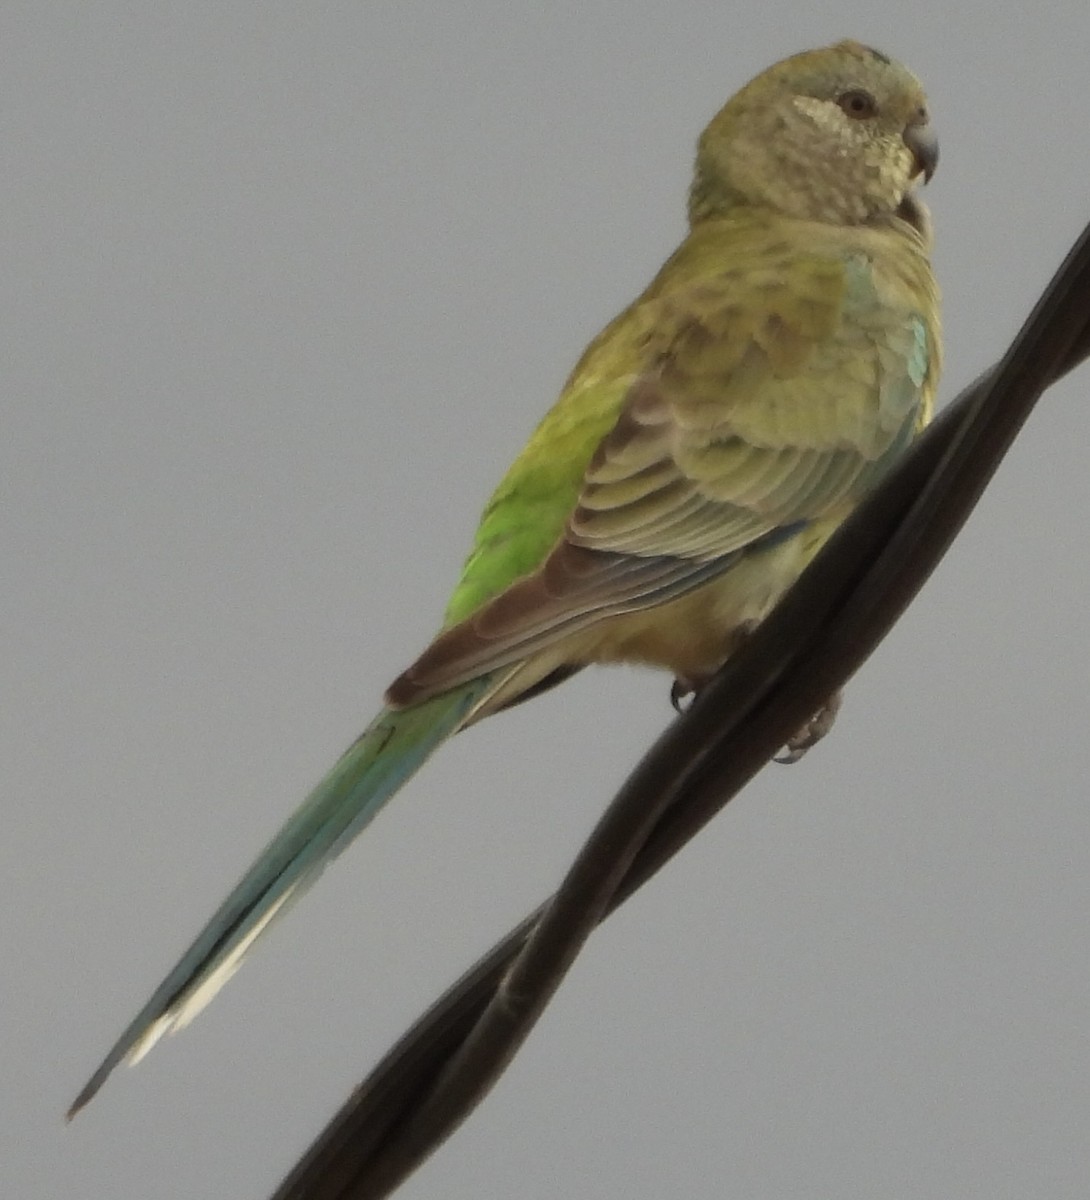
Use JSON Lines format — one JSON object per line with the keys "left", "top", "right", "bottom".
{"left": 774, "top": 690, "right": 843, "bottom": 764}
{"left": 670, "top": 678, "right": 695, "bottom": 713}
{"left": 669, "top": 622, "right": 759, "bottom": 715}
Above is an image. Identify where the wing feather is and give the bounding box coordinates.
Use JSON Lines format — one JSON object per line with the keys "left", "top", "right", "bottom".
{"left": 389, "top": 231, "right": 937, "bottom": 707}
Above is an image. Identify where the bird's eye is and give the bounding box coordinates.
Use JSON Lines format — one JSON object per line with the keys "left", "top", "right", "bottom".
{"left": 837, "top": 90, "right": 878, "bottom": 119}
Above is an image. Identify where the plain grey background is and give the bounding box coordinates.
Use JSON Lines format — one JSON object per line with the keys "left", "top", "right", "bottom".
{"left": 6, "top": 3, "right": 1090, "bottom": 1198}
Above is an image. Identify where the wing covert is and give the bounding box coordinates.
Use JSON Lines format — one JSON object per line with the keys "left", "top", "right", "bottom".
{"left": 390, "top": 244, "right": 935, "bottom": 706}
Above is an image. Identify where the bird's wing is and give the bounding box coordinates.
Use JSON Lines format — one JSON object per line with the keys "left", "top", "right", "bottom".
{"left": 389, "top": 251, "right": 934, "bottom": 705}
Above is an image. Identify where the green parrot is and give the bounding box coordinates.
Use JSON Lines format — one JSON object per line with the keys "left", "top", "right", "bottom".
{"left": 70, "top": 39, "right": 940, "bottom": 1116}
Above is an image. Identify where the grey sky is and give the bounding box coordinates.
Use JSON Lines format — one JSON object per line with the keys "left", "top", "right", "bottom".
{"left": 6, "top": 3, "right": 1090, "bottom": 1198}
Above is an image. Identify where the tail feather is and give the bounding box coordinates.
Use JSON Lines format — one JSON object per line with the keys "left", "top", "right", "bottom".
{"left": 68, "top": 675, "right": 497, "bottom": 1118}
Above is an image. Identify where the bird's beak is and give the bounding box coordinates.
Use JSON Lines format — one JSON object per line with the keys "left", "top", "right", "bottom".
{"left": 903, "top": 117, "right": 939, "bottom": 183}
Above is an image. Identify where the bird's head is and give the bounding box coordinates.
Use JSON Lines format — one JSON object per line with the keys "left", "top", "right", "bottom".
{"left": 690, "top": 41, "right": 937, "bottom": 230}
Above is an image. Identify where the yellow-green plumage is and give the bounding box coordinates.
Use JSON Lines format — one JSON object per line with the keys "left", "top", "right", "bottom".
{"left": 439, "top": 41, "right": 939, "bottom": 668}
{"left": 421, "top": 205, "right": 938, "bottom": 701}
{"left": 71, "top": 40, "right": 941, "bottom": 1115}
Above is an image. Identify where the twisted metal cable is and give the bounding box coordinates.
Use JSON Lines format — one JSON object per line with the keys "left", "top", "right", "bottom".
{"left": 272, "top": 217, "right": 1090, "bottom": 1200}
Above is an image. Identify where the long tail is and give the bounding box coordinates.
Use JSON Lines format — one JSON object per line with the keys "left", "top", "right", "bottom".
{"left": 68, "top": 674, "right": 498, "bottom": 1118}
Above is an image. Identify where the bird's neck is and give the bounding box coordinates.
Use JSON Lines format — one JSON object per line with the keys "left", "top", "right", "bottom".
{"left": 687, "top": 167, "right": 931, "bottom": 256}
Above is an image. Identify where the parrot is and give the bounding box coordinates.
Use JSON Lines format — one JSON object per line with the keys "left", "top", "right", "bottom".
{"left": 69, "top": 39, "right": 940, "bottom": 1117}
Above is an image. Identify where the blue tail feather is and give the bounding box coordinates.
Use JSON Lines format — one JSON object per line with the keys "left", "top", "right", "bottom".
{"left": 68, "top": 675, "right": 495, "bottom": 1118}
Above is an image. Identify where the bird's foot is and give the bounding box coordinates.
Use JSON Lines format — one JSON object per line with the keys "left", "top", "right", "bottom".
{"left": 669, "top": 622, "right": 760, "bottom": 715}
{"left": 774, "top": 690, "right": 843, "bottom": 764}
{"left": 670, "top": 676, "right": 699, "bottom": 714}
